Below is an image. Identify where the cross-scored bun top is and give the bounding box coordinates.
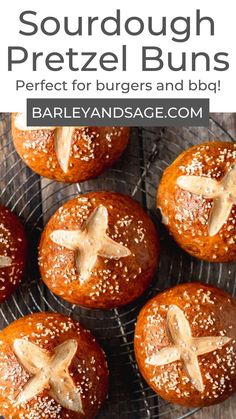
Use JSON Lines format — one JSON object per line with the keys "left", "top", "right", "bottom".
{"left": 39, "top": 192, "right": 159, "bottom": 309}
{"left": 157, "top": 142, "right": 236, "bottom": 262}
{"left": 0, "top": 205, "right": 27, "bottom": 302}
{"left": 134, "top": 283, "right": 236, "bottom": 407}
{"left": 12, "top": 113, "right": 129, "bottom": 183}
{"left": 0, "top": 312, "right": 108, "bottom": 419}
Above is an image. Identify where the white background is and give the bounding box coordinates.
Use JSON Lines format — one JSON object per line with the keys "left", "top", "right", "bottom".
{"left": 0, "top": 0, "right": 235, "bottom": 112}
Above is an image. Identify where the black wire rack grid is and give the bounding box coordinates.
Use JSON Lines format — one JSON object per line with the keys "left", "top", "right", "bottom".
{"left": 0, "top": 114, "right": 235, "bottom": 419}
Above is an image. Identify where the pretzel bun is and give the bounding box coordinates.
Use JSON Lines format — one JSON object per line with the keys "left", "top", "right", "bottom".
{"left": 134, "top": 282, "right": 236, "bottom": 407}
{"left": 39, "top": 192, "right": 159, "bottom": 309}
{"left": 0, "top": 205, "right": 27, "bottom": 302}
{"left": 0, "top": 312, "right": 108, "bottom": 418}
{"left": 12, "top": 113, "right": 129, "bottom": 183}
{"left": 157, "top": 142, "right": 236, "bottom": 262}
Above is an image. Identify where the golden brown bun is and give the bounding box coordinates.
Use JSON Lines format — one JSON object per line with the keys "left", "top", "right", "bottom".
{"left": 12, "top": 113, "right": 129, "bottom": 183}
{"left": 0, "top": 205, "right": 27, "bottom": 302}
{"left": 0, "top": 312, "right": 108, "bottom": 418}
{"left": 39, "top": 192, "right": 159, "bottom": 309}
{"left": 157, "top": 142, "right": 236, "bottom": 262}
{"left": 134, "top": 282, "right": 236, "bottom": 407}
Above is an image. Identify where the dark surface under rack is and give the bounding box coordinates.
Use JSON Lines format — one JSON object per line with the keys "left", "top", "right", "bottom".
{"left": 0, "top": 113, "right": 235, "bottom": 419}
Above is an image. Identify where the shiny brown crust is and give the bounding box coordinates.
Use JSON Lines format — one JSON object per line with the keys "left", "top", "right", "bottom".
{"left": 134, "top": 282, "right": 236, "bottom": 407}
{"left": 12, "top": 113, "right": 130, "bottom": 183}
{"left": 0, "top": 205, "right": 27, "bottom": 302}
{"left": 0, "top": 312, "right": 108, "bottom": 419}
{"left": 157, "top": 142, "right": 236, "bottom": 262}
{"left": 39, "top": 192, "right": 159, "bottom": 309}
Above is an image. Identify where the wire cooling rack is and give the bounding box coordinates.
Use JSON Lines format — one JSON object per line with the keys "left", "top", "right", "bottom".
{"left": 0, "top": 114, "right": 235, "bottom": 419}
